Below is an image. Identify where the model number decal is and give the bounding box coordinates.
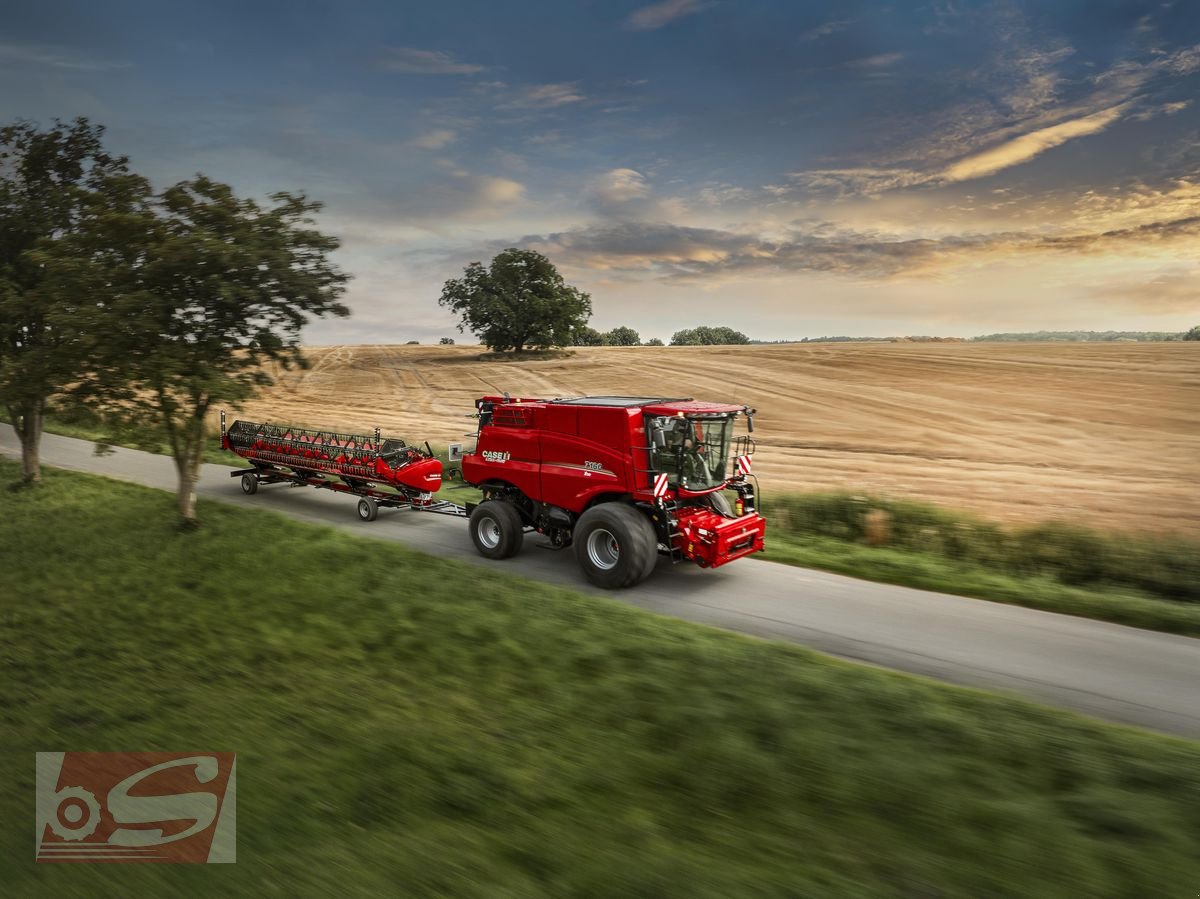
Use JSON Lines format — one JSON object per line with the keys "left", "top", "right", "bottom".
{"left": 584, "top": 461, "right": 603, "bottom": 471}
{"left": 482, "top": 450, "right": 511, "bottom": 463}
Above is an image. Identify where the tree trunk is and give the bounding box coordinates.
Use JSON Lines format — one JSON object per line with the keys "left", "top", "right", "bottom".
{"left": 10, "top": 400, "right": 45, "bottom": 484}
{"left": 174, "top": 452, "right": 200, "bottom": 525}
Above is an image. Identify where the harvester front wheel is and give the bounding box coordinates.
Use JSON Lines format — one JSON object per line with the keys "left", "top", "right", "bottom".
{"left": 470, "top": 500, "right": 523, "bottom": 560}
{"left": 574, "top": 503, "right": 657, "bottom": 589}
{"left": 241, "top": 474, "right": 258, "bottom": 495}
{"left": 357, "top": 498, "right": 379, "bottom": 522}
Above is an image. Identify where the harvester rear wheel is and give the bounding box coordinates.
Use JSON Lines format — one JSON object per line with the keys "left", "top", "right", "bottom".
{"left": 241, "top": 474, "right": 258, "bottom": 495}
{"left": 357, "top": 498, "right": 379, "bottom": 522}
{"left": 574, "top": 503, "right": 657, "bottom": 589}
{"left": 470, "top": 500, "right": 523, "bottom": 559}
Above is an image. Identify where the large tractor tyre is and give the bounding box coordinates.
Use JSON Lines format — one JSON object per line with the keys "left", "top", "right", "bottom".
{"left": 574, "top": 503, "right": 658, "bottom": 589}
{"left": 470, "top": 500, "right": 524, "bottom": 560}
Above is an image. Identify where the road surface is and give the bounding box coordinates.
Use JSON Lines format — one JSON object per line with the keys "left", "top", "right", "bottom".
{"left": 4, "top": 425, "right": 1199, "bottom": 739}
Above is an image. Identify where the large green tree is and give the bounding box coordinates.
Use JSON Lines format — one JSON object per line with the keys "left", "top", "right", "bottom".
{"left": 670, "top": 325, "right": 751, "bottom": 346}
{"left": 438, "top": 249, "right": 591, "bottom": 352}
{"left": 603, "top": 326, "right": 641, "bottom": 346}
{"left": 1184, "top": 325, "right": 1200, "bottom": 341}
{"left": 42, "top": 175, "right": 349, "bottom": 524}
{"left": 0, "top": 118, "right": 129, "bottom": 484}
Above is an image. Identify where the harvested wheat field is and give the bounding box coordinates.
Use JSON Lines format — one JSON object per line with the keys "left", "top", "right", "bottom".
{"left": 222, "top": 342, "right": 1200, "bottom": 536}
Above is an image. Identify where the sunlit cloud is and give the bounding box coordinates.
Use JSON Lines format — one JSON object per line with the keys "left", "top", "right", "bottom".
{"left": 498, "top": 212, "right": 1200, "bottom": 283}
{"left": 941, "top": 104, "right": 1129, "bottom": 182}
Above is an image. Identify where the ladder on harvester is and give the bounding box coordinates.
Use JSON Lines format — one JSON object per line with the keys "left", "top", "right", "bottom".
{"left": 658, "top": 497, "right": 685, "bottom": 562}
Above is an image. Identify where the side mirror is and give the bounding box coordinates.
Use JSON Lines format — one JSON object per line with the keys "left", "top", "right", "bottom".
{"left": 652, "top": 429, "right": 666, "bottom": 449}
{"left": 448, "top": 442, "right": 465, "bottom": 463}
{"left": 746, "top": 415, "right": 754, "bottom": 433}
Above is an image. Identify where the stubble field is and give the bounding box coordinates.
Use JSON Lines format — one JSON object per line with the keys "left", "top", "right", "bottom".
{"left": 224, "top": 342, "right": 1200, "bottom": 537}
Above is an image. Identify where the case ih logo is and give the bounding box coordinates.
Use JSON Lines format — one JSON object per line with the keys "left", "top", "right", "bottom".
{"left": 482, "top": 450, "right": 510, "bottom": 463}
{"left": 35, "top": 752, "right": 236, "bottom": 863}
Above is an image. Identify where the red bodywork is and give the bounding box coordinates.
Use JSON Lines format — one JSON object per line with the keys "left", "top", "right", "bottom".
{"left": 460, "top": 395, "right": 766, "bottom": 568}
{"left": 222, "top": 421, "right": 444, "bottom": 494}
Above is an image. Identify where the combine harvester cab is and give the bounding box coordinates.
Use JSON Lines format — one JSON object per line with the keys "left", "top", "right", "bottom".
{"left": 221, "top": 413, "right": 459, "bottom": 521}
{"left": 459, "top": 395, "right": 766, "bottom": 588}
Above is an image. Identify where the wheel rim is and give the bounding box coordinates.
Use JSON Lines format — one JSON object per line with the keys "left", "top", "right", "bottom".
{"left": 478, "top": 516, "right": 501, "bottom": 549}
{"left": 359, "top": 501, "right": 370, "bottom": 519}
{"left": 242, "top": 475, "right": 253, "bottom": 493}
{"left": 586, "top": 528, "right": 620, "bottom": 571}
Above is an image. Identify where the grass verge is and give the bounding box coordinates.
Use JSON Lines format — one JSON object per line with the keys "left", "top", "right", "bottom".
{"left": 2, "top": 459, "right": 1200, "bottom": 897}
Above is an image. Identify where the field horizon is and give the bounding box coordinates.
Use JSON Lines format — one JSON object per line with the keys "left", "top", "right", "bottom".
{"left": 213, "top": 341, "right": 1200, "bottom": 537}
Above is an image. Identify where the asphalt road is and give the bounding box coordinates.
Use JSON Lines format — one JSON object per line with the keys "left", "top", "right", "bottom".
{"left": 5, "top": 425, "right": 1200, "bottom": 739}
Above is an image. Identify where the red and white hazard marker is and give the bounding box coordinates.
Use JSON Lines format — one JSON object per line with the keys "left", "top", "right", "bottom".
{"left": 653, "top": 472, "right": 669, "bottom": 497}
{"left": 736, "top": 455, "right": 753, "bottom": 476}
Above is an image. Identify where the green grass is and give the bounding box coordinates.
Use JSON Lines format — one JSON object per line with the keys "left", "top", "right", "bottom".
{"left": 2, "top": 460, "right": 1200, "bottom": 897}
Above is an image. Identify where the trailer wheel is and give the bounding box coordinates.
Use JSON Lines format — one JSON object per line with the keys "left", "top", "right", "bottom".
{"left": 574, "top": 503, "right": 657, "bottom": 589}
{"left": 469, "top": 500, "right": 523, "bottom": 560}
{"left": 241, "top": 473, "right": 258, "bottom": 495}
{"left": 357, "top": 497, "right": 379, "bottom": 522}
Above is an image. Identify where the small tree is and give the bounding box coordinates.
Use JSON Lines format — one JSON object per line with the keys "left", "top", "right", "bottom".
{"left": 0, "top": 118, "right": 129, "bottom": 485}
{"left": 45, "top": 175, "right": 349, "bottom": 525}
{"left": 439, "top": 336, "right": 455, "bottom": 345}
{"left": 438, "top": 248, "right": 591, "bottom": 352}
{"left": 1185, "top": 325, "right": 1200, "bottom": 341}
{"left": 603, "top": 326, "right": 641, "bottom": 346}
{"left": 645, "top": 337, "right": 664, "bottom": 346}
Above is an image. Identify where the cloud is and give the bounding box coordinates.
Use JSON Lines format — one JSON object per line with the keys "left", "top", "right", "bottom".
{"left": 625, "top": 0, "right": 708, "bottom": 31}
{"left": 941, "top": 104, "right": 1128, "bottom": 182}
{"left": 1161, "top": 42, "right": 1200, "bottom": 76}
{"left": 495, "top": 210, "right": 1200, "bottom": 283}
{"left": 797, "top": 18, "right": 856, "bottom": 42}
{"left": 504, "top": 82, "right": 585, "bottom": 108}
{"left": 477, "top": 176, "right": 525, "bottom": 205}
{"left": 374, "top": 47, "right": 485, "bottom": 75}
{"left": 593, "top": 168, "right": 651, "bottom": 203}
{"left": 781, "top": 167, "right": 932, "bottom": 198}
{"left": 847, "top": 52, "right": 905, "bottom": 69}
{"left": 1129, "top": 100, "right": 1192, "bottom": 122}
{"left": 0, "top": 41, "right": 131, "bottom": 71}
{"left": 1090, "top": 267, "right": 1200, "bottom": 314}
{"left": 587, "top": 168, "right": 688, "bottom": 219}
{"left": 411, "top": 129, "right": 458, "bottom": 150}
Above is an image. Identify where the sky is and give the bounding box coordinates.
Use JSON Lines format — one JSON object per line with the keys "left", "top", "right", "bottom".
{"left": 3, "top": 0, "right": 1199, "bottom": 343}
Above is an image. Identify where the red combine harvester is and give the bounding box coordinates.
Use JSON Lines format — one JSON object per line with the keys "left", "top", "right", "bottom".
{"left": 461, "top": 395, "right": 764, "bottom": 588}
{"left": 222, "top": 394, "right": 764, "bottom": 588}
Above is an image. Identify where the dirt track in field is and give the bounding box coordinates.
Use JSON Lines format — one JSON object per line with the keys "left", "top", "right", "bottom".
{"left": 218, "top": 342, "right": 1200, "bottom": 536}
